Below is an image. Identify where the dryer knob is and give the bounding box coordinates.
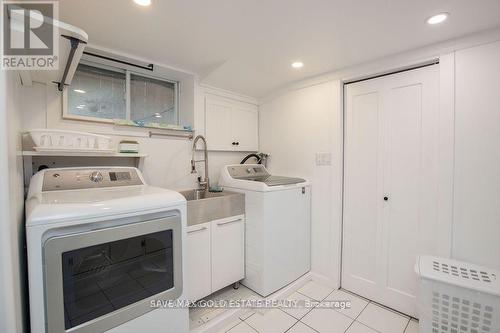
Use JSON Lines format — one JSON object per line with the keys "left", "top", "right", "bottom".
{"left": 89, "top": 171, "right": 103, "bottom": 183}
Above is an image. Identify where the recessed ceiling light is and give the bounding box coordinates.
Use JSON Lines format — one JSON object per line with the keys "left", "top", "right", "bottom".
{"left": 76, "top": 105, "right": 85, "bottom": 109}
{"left": 427, "top": 12, "right": 449, "bottom": 25}
{"left": 73, "top": 89, "right": 86, "bottom": 94}
{"left": 133, "top": 0, "right": 151, "bottom": 6}
{"left": 291, "top": 61, "right": 304, "bottom": 69}
{"left": 154, "top": 113, "right": 162, "bottom": 118}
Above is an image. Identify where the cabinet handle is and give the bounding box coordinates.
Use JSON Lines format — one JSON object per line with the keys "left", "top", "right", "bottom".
{"left": 235, "top": 142, "right": 240, "bottom": 145}
{"left": 232, "top": 142, "right": 236, "bottom": 145}
{"left": 187, "top": 226, "right": 208, "bottom": 234}
{"left": 217, "top": 218, "right": 242, "bottom": 226}
{"left": 383, "top": 196, "right": 389, "bottom": 201}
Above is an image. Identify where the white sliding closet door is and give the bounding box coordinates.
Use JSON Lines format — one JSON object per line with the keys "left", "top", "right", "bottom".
{"left": 342, "top": 65, "right": 439, "bottom": 317}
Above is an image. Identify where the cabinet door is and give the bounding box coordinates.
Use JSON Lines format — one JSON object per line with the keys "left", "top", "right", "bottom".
{"left": 231, "top": 104, "right": 259, "bottom": 152}
{"left": 211, "top": 216, "right": 245, "bottom": 292}
{"left": 186, "top": 222, "right": 211, "bottom": 301}
{"left": 205, "top": 96, "right": 233, "bottom": 151}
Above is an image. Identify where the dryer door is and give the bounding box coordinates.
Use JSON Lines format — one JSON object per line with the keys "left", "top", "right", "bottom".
{"left": 43, "top": 213, "right": 182, "bottom": 333}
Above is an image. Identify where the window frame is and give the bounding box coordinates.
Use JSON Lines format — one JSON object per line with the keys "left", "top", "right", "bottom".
{"left": 63, "top": 59, "right": 180, "bottom": 125}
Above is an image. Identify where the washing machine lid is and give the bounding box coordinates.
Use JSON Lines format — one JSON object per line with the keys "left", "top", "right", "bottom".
{"left": 26, "top": 167, "right": 186, "bottom": 227}
{"left": 254, "top": 175, "right": 306, "bottom": 186}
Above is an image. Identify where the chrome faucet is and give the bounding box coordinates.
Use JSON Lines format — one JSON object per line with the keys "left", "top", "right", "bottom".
{"left": 191, "top": 135, "right": 209, "bottom": 191}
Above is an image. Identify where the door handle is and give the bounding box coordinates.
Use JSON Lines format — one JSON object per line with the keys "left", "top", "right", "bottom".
{"left": 187, "top": 226, "right": 208, "bottom": 234}
{"left": 217, "top": 218, "right": 242, "bottom": 226}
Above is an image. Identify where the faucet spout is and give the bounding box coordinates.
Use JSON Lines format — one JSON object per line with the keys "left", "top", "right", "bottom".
{"left": 191, "top": 135, "right": 210, "bottom": 191}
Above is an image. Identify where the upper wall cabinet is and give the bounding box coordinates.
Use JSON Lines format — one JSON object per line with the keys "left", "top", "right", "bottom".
{"left": 205, "top": 94, "right": 258, "bottom": 151}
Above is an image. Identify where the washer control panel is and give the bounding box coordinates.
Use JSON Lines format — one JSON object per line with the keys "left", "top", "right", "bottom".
{"left": 227, "top": 164, "right": 270, "bottom": 180}
{"left": 42, "top": 168, "right": 143, "bottom": 191}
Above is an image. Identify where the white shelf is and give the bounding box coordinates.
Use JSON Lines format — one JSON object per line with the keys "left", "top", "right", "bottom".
{"left": 22, "top": 151, "right": 147, "bottom": 158}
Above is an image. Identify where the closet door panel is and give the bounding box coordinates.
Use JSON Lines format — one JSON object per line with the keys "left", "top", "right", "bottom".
{"left": 385, "top": 83, "right": 423, "bottom": 298}
{"left": 343, "top": 88, "right": 382, "bottom": 294}
{"left": 382, "top": 68, "right": 440, "bottom": 316}
{"left": 342, "top": 65, "right": 441, "bottom": 318}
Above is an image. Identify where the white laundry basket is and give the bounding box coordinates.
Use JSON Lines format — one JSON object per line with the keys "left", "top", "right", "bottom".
{"left": 416, "top": 256, "right": 500, "bottom": 333}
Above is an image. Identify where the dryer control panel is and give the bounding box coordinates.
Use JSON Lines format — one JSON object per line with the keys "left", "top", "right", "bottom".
{"left": 42, "top": 167, "right": 143, "bottom": 191}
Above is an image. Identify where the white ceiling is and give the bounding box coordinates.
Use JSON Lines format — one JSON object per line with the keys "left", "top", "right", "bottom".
{"left": 59, "top": 0, "right": 500, "bottom": 98}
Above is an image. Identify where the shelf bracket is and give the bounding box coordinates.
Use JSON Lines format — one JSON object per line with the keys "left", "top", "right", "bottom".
{"left": 55, "top": 35, "right": 87, "bottom": 91}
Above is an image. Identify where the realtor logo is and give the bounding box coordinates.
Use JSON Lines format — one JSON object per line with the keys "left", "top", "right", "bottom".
{"left": 1, "top": 0, "right": 59, "bottom": 70}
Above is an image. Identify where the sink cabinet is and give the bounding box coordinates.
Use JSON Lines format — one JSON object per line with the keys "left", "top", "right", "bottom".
{"left": 186, "top": 222, "right": 212, "bottom": 302}
{"left": 186, "top": 214, "right": 245, "bottom": 301}
{"left": 211, "top": 216, "right": 245, "bottom": 292}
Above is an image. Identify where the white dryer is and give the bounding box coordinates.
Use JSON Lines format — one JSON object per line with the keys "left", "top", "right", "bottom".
{"left": 219, "top": 164, "right": 311, "bottom": 296}
{"left": 26, "top": 167, "right": 189, "bottom": 333}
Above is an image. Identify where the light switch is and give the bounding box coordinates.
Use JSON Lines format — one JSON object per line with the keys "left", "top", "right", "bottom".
{"left": 315, "top": 152, "right": 332, "bottom": 166}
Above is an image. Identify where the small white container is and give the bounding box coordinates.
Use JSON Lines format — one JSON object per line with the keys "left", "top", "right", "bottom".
{"left": 29, "top": 129, "right": 112, "bottom": 151}
{"left": 416, "top": 256, "right": 500, "bottom": 333}
{"left": 119, "top": 140, "right": 139, "bottom": 153}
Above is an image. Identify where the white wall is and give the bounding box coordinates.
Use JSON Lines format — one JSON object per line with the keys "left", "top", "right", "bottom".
{"left": 260, "top": 81, "right": 343, "bottom": 286}
{"left": 18, "top": 77, "right": 254, "bottom": 191}
{"left": 0, "top": 72, "right": 27, "bottom": 333}
{"left": 452, "top": 41, "right": 500, "bottom": 270}
{"left": 259, "top": 29, "right": 500, "bottom": 286}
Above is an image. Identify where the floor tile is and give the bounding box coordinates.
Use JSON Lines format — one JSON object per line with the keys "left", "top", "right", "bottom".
{"left": 280, "top": 291, "right": 317, "bottom": 320}
{"left": 404, "top": 319, "right": 419, "bottom": 333}
{"left": 324, "top": 289, "right": 369, "bottom": 319}
{"left": 216, "top": 319, "right": 244, "bottom": 333}
{"left": 287, "top": 321, "right": 318, "bottom": 333}
{"left": 301, "top": 307, "right": 353, "bottom": 333}
{"left": 297, "top": 281, "right": 334, "bottom": 301}
{"left": 245, "top": 308, "right": 297, "bottom": 333}
{"left": 202, "top": 308, "right": 227, "bottom": 322}
{"left": 226, "top": 321, "right": 258, "bottom": 333}
{"left": 189, "top": 284, "right": 262, "bottom": 329}
{"left": 346, "top": 321, "right": 378, "bottom": 333}
{"left": 239, "top": 310, "right": 256, "bottom": 321}
{"left": 190, "top": 317, "right": 205, "bottom": 329}
{"left": 357, "top": 303, "right": 409, "bottom": 333}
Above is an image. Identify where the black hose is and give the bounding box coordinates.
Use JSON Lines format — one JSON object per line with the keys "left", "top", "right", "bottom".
{"left": 240, "top": 153, "right": 261, "bottom": 164}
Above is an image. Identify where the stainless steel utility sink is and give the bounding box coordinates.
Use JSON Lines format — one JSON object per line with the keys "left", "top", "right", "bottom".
{"left": 179, "top": 189, "right": 244, "bottom": 227}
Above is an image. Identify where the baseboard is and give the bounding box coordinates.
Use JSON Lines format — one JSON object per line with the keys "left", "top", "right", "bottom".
{"left": 307, "top": 271, "right": 340, "bottom": 289}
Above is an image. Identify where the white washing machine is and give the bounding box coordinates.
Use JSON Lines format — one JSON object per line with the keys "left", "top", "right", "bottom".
{"left": 26, "top": 167, "right": 189, "bottom": 333}
{"left": 219, "top": 164, "right": 311, "bottom": 296}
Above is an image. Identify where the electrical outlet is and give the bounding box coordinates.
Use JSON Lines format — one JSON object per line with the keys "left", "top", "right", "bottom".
{"left": 315, "top": 152, "right": 332, "bottom": 166}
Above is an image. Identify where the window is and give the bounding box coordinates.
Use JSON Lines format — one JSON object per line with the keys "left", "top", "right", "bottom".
{"left": 65, "top": 61, "right": 179, "bottom": 125}
{"left": 67, "top": 64, "right": 126, "bottom": 120}
{"left": 130, "top": 74, "right": 177, "bottom": 123}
